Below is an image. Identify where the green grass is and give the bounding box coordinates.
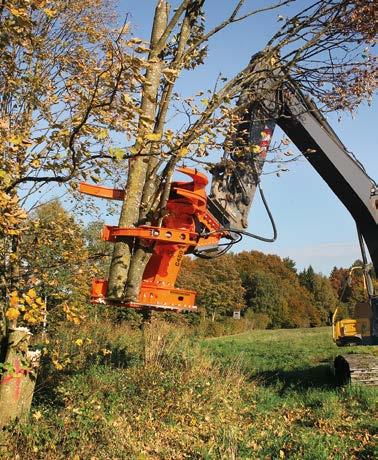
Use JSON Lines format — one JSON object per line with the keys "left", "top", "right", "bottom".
{"left": 204, "top": 327, "right": 378, "bottom": 459}
{"left": 1, "top": 324, "right": 377, "bottom": 459}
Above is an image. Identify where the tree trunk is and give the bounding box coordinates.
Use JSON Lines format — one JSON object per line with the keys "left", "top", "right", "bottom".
{"left": 121, "top": 3, "right": 199, "bottom": 302}
{"left": 0, "top": 327, "right": 40, "bottom": 428}
{"left": 107, "top": 1, "right": 168, "bottom": 300}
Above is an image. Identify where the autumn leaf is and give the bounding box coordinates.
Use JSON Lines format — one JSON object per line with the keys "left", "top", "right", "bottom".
{"left": 109, "top": 147, "right": 125, "bottom": 160}
{"left": 95, "top": 128, "right": 109, "bottom": 140}
{"left": 129, "top": 145, "right": 139, "bottom": 155}
{"left": 127, "top": 37, "right": 143, "bottom": 45}
{"left": 162, "top": 68, "right": 179, "bottom": 78}
{"left": 144, "top": 132, "right": 162, "bottom": 142}
{"left": 122, "top": 93, "right": 132, "bottom": 104}
{"left": 43, "top": 8, "right": 57, "bottom": 18}
{"left": 30, "top": 159, "right": 41, "bottom": 168}
{"left": 6, "top": 307, "right": 20, "bottom": 321}
{"left": 32, "top": 411, "right": 43, "bottom": 421}
{"left": 9, "top": 135, "right": 24, "bottom": 146}
{"left": 249, "top": 145, "right": 261, "bottom": 154}
{"left": 177, "top": 147, "right": 189, "bottom": 157}
{"left": 9, "top": 291, "right": 19, "bottom": 307}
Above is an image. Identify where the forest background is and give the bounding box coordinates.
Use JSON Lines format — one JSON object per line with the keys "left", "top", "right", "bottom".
{"left": 1, "top": 0, "right": 376, "bottom": 341}
{"left": 13, "top": 199, "right": 375, "bottom": 334}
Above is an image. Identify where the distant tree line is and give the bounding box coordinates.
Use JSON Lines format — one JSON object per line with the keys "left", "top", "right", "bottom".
{"left": 4, "top": 200, "right": 374, "bottom": 332}
{"left": 178, "top": 252, "right": 376, "bottom": 329}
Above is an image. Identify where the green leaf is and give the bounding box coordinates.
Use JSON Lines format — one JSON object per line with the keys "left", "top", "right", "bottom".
{"left": 109, "top": 147, "right": 125, "bottom": 160}
{"left": 96, "top": 128, "right": 109, "bottom": 140}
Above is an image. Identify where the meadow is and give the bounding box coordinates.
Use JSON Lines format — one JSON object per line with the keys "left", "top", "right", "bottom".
{"left": 0, "top": 322, "right": 376, "bottom": 459}
{"left": 204, "top": 326, "right": 377, "bottom": 459}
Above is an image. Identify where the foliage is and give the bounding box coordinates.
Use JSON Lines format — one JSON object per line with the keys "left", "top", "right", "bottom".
{"left": 0, "top": 0, "right": 138, "bottom": 341}
{"left": 0, "top": 323, "right": 376, "bottom": 459}
{"left": 299, "top": 266, "right": 338, "bottom": 324}
{"left": 21, "top": 201, "right": 90, "bottom": 304}
{"left": 0, "top": 0, "right": 139, "bottom": 195}
{"left": 234, "top": 251, "right": 320, "bottom": 328}
{"left": 5, "top": 289, "right": 46, "bottom": 325}
{"left": 178, "top": 255, "right": 246, "bottom": 321}
{"left": 243, "top": 270, "right": 291, "bottom": 328}
{"left": 175, "top": 250, "right": 358, "bottom": 329}
{"left": 83, "top": 220, "right": 111, "bottom": 279}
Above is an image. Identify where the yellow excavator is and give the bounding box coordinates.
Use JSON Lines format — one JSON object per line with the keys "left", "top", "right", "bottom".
{"left": 332, "top": 231, "right": 378, "bottom": 385}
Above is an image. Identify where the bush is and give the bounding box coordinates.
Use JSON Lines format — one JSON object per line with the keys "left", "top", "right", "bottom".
{"left": 1, "top": 320, "right": 256, "bottom": 459}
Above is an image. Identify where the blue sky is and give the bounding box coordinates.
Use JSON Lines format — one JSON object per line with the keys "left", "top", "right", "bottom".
{"left": 109, "top": 1, "right": 377, "bottom": 275}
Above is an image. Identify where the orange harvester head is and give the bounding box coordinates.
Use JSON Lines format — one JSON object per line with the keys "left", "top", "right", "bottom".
{"left": 79, "top": 167, "right": 223, "bottom": 312}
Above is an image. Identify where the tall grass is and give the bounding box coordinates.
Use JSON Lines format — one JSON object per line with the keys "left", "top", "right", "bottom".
{"left": 1, "top": 323, "right": 376, "bottom": 459}
{"left": 1, "top": 319, "right": 255, "bottom": 459}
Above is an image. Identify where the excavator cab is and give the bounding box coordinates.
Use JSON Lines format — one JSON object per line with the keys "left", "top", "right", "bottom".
{"left": 332, "top": 303, "right": 374, "bottom": 346}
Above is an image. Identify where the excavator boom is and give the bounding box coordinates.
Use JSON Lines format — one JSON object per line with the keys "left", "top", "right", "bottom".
{"left": 210, "top": 64, "right": 378, "bottom": 272}
{"left": 209, "top": 56, "right": 378, "bottom": 384}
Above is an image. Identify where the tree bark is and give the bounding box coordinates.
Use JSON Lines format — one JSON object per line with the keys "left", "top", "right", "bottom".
{"left": 122, "top": 3, "right": 201, "bottom": 302}
{"left": 0, "top": 327, "right": 40, "bottom": 428}
{"left": 107, "top": 1, "right": 169, "bottom": 299}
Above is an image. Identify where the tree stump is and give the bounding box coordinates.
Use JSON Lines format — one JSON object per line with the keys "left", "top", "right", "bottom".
{"left": 0, "top": 327, "right": 40, "bottom": 428}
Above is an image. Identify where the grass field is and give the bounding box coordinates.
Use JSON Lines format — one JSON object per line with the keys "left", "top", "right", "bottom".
{"left": 1, "top": 323, "right": 377, "bottom": 459}
{"left": 204, "top": 326, "right": 377, "bottom": 459}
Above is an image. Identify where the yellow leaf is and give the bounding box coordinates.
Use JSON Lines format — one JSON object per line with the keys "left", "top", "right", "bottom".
{"left": 165, "top": 129, "right": 174, "bottom": 141}
{"left": 9, "top": 135, "right": 23, "bottom": 146}
{"left": 9, "top": 292, "right": 19, "bottom": 307}
{"left": 43, "top": 8, "right": 57, "bottom": 18}
{"left": 59, "top": 128, "right": 70, "bottom": 136}
{"left": 279, "top": 449, "right": 285, "bottom": 459}
{"left": 177, "top": 147, "right": 189, "bottom": 157}
{"left": 32, "top": 411, "right": 43, "bottom": 421}
{"left": 122, "top": 93, "right": 132, "bottom": 104}
{"left": 250, "top": 145, "right": 261, "bottom": 154}
{"left": 8, "top": 6, "right": 27, "bottom": 18}
{"left": 27, "top": 288, "right": 37, "bottom": 298}
{"left": 75, "top": 338, "right": 83, "bottom": 347}
{"left": 127, "top": 38, "right": 143, "bottom": 45}
{"left": 95, "top": 128, "right": 109, "bottom": 140}
{"left": 144, "top": 132, "right": 162, "bottom": 142}
{"left": 6, "top": 307, "right": 20, "bottom": 321}
{"left": 134, "top": 46, "right": 150, "bottom": 54}
{"left": 270, "top": 56, "right": 277, "bottom": 66}
{"left": 162, "top": 68, "right": 179, "bottom": 78}
{"left": 53, "top": 361, "right": 63, "bottom": 370}
{"left": 109, "top": 147, "right": 125, "bottom": 160}
{"left": 129, "top": 146, "right": 139, "bottom": 155}
{"left": 30, "top": 159, "right": 41, "bottom": 168}
{"left": 200, "top": 98, "right": 209, "bottom": 106}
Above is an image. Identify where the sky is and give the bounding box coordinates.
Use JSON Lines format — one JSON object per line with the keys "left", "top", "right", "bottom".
{"left": 111, "top": 1, "right": 377, "bottom": 275}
